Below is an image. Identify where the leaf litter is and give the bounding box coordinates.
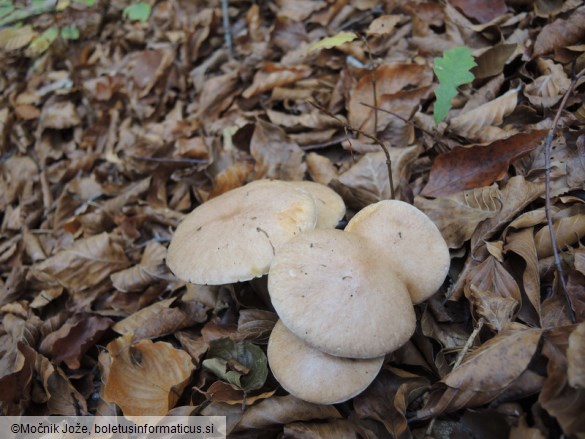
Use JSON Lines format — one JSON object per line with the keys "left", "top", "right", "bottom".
{"left": 0, "top": 0, "right": 584, "bottom": 437}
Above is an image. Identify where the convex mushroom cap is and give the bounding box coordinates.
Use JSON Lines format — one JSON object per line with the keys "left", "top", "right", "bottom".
{"left": 267, "top": 320, "right": 384, "bottom": 405}
{"left": 167, "top": 180, "right": 317, "bottom": 285}
{"left": 289, "top": 181, "right": 346, "bottom": 228}
{"left": 268, "top": 228, "right": 416, "bottom": 358}
{"left": 345, "top": 200, "right": 450, "bottom": 304}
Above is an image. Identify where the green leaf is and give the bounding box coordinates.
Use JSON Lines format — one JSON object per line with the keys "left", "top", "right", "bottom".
{"left": 0, "top": 3, "right": 14, "bottom": 20}
{"left": 202, "top": 338, "right": 268, "bottom": 392}
{"left": 25, "top": 26, "right": 58, "bottom": 56}
{"left": 60, "top": 24, "right": 79, "bottom": 40}
{"left": 308, "top": 31, "right": 358, "bottom": 52}
{"left": 74, "top": 0, "right": 96, "bottom": 5}
{"left": 433, "top": 46, "right": 477, "bottom": 124}
{"left": 123, "top": 2, "right": 151, "bottom": 22}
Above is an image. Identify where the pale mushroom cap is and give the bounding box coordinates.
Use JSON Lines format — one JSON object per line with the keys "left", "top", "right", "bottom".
{"left": 288, "top": 181, "right": 346, "bottom": 228}
{"left": 167, "top": 180, "right": 317, "bottom": 285}
{"left": 268, "top": 229, "right": 416, "bottom": 358}
{"left": 268, "top": 320, "right": 384, "bottom": 405}
{"left": 345, "top": 200, "right": 450, "bottom": 304}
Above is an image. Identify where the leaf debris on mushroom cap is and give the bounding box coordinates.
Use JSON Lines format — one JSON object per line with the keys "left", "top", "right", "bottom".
{"left": 268, "top": 228, "right": 416, "bottom": 358}
{"left": 288, "top": 180, "right": 346, "bottom": 228}
{"left": 166, "top": 180, "right": 317, "bottom": 285}
{"left": 345, "top": 200, "right": 450, "bottom": 304}
{"left": 268, "top": 320, "right": 384, "bottom": 405}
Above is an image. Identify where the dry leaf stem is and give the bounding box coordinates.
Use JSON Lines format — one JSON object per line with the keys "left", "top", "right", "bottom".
{"left": 307, "top": 100, "right": 395, "bottom": 199}
{"left": 544, "top": 67, "right": 584, "bottom": 324}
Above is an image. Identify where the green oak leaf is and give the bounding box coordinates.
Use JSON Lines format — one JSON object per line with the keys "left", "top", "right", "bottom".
{"left": 433, "top": 46, "right": 477, "bottom": 124}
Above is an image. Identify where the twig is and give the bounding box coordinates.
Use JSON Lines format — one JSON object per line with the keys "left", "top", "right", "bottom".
{"left": 544, "top": 66, "right": 584, "bottom": 324}
{"left": 426, "top": 318, "right": 484, "bottom": 438}
{"left": 221, "top": 0, "right": 234, "bottom": 59}
{"left": 306, "top": 100, "right": 395, "bottom": 199}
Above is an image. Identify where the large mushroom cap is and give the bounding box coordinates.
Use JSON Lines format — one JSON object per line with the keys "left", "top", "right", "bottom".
{"left": 267, "top": 320, "right": 384, "bottom": 405}
{"left": 345, "top": 200, "right": 450, "bottom": 304}
{"left": 288, "top": 181, "right": 346, "bottom": 228}
{"left": 167, "top": 180, "right": 317, "bottom": 285}
{"left": 268, "top": 228, "right": 416, "bottom": 358}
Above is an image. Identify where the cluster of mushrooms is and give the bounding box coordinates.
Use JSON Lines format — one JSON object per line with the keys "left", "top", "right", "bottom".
{"left": 166, "top": 180, "right": 450, "bottom": 405}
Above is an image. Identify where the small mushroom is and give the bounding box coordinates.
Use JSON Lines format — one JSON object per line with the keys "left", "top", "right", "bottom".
{"left": 268, "top": 228, "right": 416, "bottom": 358}
{"left": 267, "top": 320, "right": 384, "bottom": 405}
{"left": 289, "top": 181, "right": 346, "bottom": 229}
{"left": 345, "top": 200, "right": 450, "bottom": 304}
{"left": 166, "top": 180, "right": 317, "bottom": 285}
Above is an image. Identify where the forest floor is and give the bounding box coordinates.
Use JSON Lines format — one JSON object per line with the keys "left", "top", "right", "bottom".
{"left": 1, "top": 0, "right": 585, "bottom": 438}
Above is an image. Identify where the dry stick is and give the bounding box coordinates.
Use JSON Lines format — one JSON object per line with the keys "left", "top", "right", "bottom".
{"left": 306, "top": 100, "right": 395, "bottom": 199}
{"left": 221, "top": 0, "right": 234, "bottom": 59}
{"left": 544, "top": 67, "right": 584, "bottom": 324}
{"left": 425, "top": 318, "right": 485, "bottom": 437}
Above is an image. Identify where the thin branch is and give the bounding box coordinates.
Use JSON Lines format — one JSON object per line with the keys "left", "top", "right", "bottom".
{"left": 544, "top": 66, "right": 584, "bottom": 324}
{"left": 306, "top": 100, "right": 395, "bottom": 199}
{"left": 221, "top": 0, "right": 234, "bottom": 59}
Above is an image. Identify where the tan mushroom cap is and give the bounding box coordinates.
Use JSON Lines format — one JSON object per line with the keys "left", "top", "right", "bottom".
{"left": 288, "top": 181, "right": 346, "bottom": 228}
{"left": 167, "top": 180, "right": 317, "bottom": 285}
{"left": 268, "top": 228, "right": 416, "bottom": 358}
{"left": 345, "top": 200, "right": 450, "bottom": 304}
{"left": 268, "top": 320, "right": 384, "bottom": 405}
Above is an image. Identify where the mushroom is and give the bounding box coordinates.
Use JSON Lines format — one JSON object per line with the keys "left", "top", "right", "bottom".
{"left": 344, "top": 200, "right": 450, "bottom": 304}
{"left": 166, "top": 180, "right": 317, "bottom": 285}
{"left": 268, "top": 228, "right": 416, "bottom": 358}
{"left": 267, "top": 320, "right": 384, "bottom": 405}
{"left": 288, "top": 181, "right": 346, "bottom": 229}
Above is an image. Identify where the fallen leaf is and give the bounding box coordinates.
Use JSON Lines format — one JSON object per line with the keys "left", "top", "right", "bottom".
{"left": 568, "top": 322, "right": 585, "bottom": 388}
{"left": 533, "top": 5, "right": 585, "bottom": 57}
{"left": 39, "top": 315, "right": 112, "bottom": 369}
{"left": 242, "top": 63, "right": 312, "bottom": 99}
{"left": 30, "top": 232, "right": 130, "bottom": 292}
{"left": 534, "top": 204, "right": 585, "bottom": 258}
{"left": 233, "top": 395, "right": 341, "bottom": 432}
{"left": 103, "top": 335, "right": 194, "bottom": 417}
{"left": 524, "top": 59, "right": 571, "bottom": 108}
{"left": 449, "top": 88, "right": 519, "bottom": 141}
{"left": 422, "top": 131, "right": 547, "bottom": 197}
{"left": 451, "top": 0, "right": 507, "bottom": 23}
{"left": 415, "top": 184, "right": 502, "bottom": 248}
{"left": 111, "top": 241, "right": 171, "bottom": 292}
{"left": 250, "top": 119, "right": 306, "bottom": 180}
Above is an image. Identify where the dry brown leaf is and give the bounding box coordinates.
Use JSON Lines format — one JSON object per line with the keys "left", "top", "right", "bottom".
{"left": 0, "top": 342, "right": 36, "bottom": 415}
{"left": 465, "top": 256, "right": 522, "bottom": 331}
{"left": 504, "top": 228, "right": 542, "bottom": 326}
{"left": 306, "top": 152, "right": 338, "bottom": 185}
{"left": 205, "top": 381, "right": 276, "bottom": 405}
{"left": 415, "top": 185, "right": 502, "bottom": 248}
{"left": 236, "top": 309, "right": 277, "bottom": 342}
{"left": 233, "top": 395, "right": 341, "bottom": 432}
{"left": 422, "top": 131, "right": 547, "bottom": 198}
{"left": 103, "top": 334, "right": 194, "bottom": 418}
{"left": 449, "top": 88, "right": 519, "bottom": 142}
{"left": 417, "top": 326, "right": 544, "bottom": 419}
{"left": 533, "top": 5, "right": 585, "bottom": 57}
{"left": 35, "top": 353, "right": 88, "bottom": 415}
{"left": 524, "top": 59, "right": 571, "bottom": 108}
{"left": 30, "top": 232, "right": 130, "bottom": 292}
{"left": 111, "top": 241, "right": 170, "bottom": 292}
{"left": 284, "top": 419, "right": 380, "bottom": 438}
{"left": 354, "top": 367, "right": 429, "bottom": 438}
{"left": 348, "top": 64, "right": 433, "bottom": 136}
{"left": 250, "top": 119, "right": 306, "bottom": 180}
{"left": 40, "top": 101, "right": 81, "bottom": 130}
{"left": 0, "top": 26, "right": 36, "bottom": 51}
{"left": 540, "top": 326, "right": 585, "bottom": 437}
{"left": 39, "top": 315, "right": 112, "bottom": 369}
{"left": 366, "top": 15, "right": 402, "bottom": 36}
{"left": 450, "top": 0, "right": 507, "bottom": 23}
{"left": 112, "top": 297, "right": 202, "bottom": 341}
{"left": 472, "top": 44, "right": 518, "bottom": 79}
{"left": 331, "top": 146, "right": 421, "bottom": 209}
{"left": 534, "top": 204, "right": 585, "bottom": 258}
{"left": 242, "top": 63, "right": 312, "bottom": 99}
{"left": 568, "top": 322, "right": 585, "bottom": 388}
{"left": 174, "top": 331, "right": 209, "bottom": 367}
